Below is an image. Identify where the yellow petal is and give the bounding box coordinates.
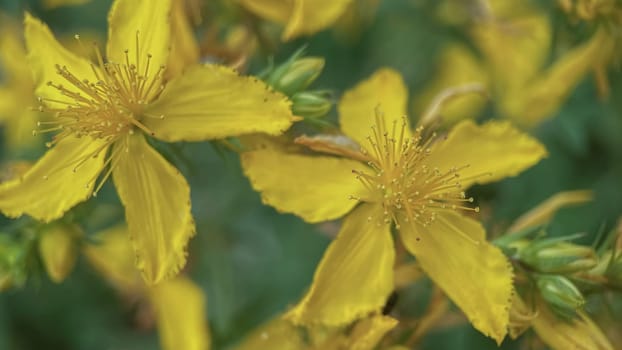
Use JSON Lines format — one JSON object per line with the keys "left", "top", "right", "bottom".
{"left": 234, "top": 317, "right": 305, "bottom": 350}
{"left": 0, "top": 23, "right": 31, "bottom": 83}
{"left": 5, "top": 110, "right": 40, "bottom": 150}
{"left": 149, "top": 276, "right": 211, "bottom": 350}
{"left": 412, "top": 44, "right": 489, "bottom": 125}
{"left": 39, "top": 224, "right": 80, "bottom": 283}
{"left": 83, "top": 225, "right": 143, "bottom": 293}
{"left": 112, "top": 134, "right": 195, "bottom": 284}
{"left": 343, "top": 315, "right": 398, "bottom": 350}
{"left": 532, "top": 300, "right": 613, "bottom": 350}
{"left": 0, "top": 136, "right": 108, "bottom": 222}
{"left": 41, "top": 0, "right": 90, "bottom": 9}
{"left": 241, "top": 146, "right": 366, "bottom": 223}
{"left": 0, "top": 83, "right": 40, "bottom": 150}
{"left": 282, "top": 0, "right": 354, "bottom": 41}
{"left": 166, "top": 0, "right": 200, "bottom": 78}
{"left": 500, "top": 29, "right": 614, "bottom": 127}
{"left": 106, "top": 0, "right": 171, "bottom": 72}
{"left": 425, "top": 120, "right": 547, "bottom": 188}
{"left": 314, "top": 315, "right": 397, "bottom": 350}
{"left": 338, "top": 68, "right": 410, "bottom": 147}
{"left": 144, "top": 64, "right": 296, "bottom": 142}
{"left": 238, "top": 0, "right": 292, "bottom": 26}
{"left": 0, "top": 24, "right": 38, "bottom": 150}
{"left": 24, "top": 13, "right": 97, "bottom": 102}
{"left": 239, "top": 0, "right": 352, "bottom": 41}
{"left": 398, "top": 212, "right": 512, "bottom": 344}
{"left": 286, "top": 204, "right": 395, "bottom": 326}
{"left": 508, "top": 190, "right": 593, "bottom": 233}
{"left": 0, "top": 87, "right": 12, "bottom": 121}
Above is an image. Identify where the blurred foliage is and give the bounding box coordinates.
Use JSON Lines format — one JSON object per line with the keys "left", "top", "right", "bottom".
{"left": 0, "top": 0, "right": 621, "bottom": 349}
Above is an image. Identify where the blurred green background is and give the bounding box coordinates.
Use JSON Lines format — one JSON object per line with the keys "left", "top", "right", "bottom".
{"left": 0, "top": 0, "right": 621, "bottom": 349}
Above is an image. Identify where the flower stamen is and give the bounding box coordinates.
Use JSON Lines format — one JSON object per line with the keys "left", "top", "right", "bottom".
{"left": 353, "top": 113, "right": 484, "bottom": 230}
{"left": 32, "top": 31, "right": 165, "bottom": 188}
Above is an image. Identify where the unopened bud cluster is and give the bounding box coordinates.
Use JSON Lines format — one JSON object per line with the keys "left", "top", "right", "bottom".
{"left": 262, "top": 50, "right": 332, "bottom": 120}
{"left": 499, "top": 232, "right": 612, "bottom": 319}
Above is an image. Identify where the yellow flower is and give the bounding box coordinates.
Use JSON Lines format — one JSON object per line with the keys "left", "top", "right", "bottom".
{"left": 238, "top": 0, "right": 354, "bottom": 41}
{"left": 84, "top": 226, "right": 211, "bottom": 350}
{"left": 242, "top": 68, "right": 547, "bottom": 344}
{"left": 414, "top": 0, "right": 614, "bottom": 127}
{"left": 0, "top": 0, "right": 296, "bottom": 285}
{"left": 0, "top": 19, "right": 40, "bottom": 150}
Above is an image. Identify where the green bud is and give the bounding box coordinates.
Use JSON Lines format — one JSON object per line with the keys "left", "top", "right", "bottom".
{"left": 267, "top": 57, "right": 325, "bottom": 96}
{"left": 291, "top": 91, "right": 332, "bottom": 119}
{"left": 520, "top": 240, "right": 598, "bottom": 273}
{"left": 537, "top": 275, "right": 585, "bottom": 316}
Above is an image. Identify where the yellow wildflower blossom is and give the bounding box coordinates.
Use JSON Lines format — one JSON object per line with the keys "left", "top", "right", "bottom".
{"left": 238, "top": 0, "right": 355, "bottom": 41}
{"left": 415, "top": 0, "right": 614, "bottom": 127}
{"left": 242, "top": 68, "right": 547, "bottom": 343}
{"left": 84, "top": 226, "right": 211, "bottom": 350}
{"left": 0, "top": 20, "right": 40, "bottom": 149}
{"left": 0, "top": 0, "right": 296, "bottom": 285}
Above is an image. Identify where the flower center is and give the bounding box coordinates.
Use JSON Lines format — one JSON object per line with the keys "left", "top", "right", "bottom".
{"left": 352, "top": 114, "right": 479, "bottom": 229}
{"left": 34, "top": 33, "right": 165, "bottom": 147}
{"left": 32, "top": 33, "right": 166, "bottom": 197}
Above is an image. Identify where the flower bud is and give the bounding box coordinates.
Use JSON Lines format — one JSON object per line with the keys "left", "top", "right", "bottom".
{"left": 291, "top": 91, "right": 332, "bottom": 119}
{"left": 266, "top": 56, "right": 325, "bottom": 96}
{"left": 38, "top": 224, "right": 81, "bottom": 283}
{"left": 520, "top": 240, "right": 597, "bottom": 273}
{"left": 537, "top": 275, "right": 585, "bottom": 317}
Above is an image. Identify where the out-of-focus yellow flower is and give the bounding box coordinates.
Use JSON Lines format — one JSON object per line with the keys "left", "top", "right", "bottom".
{"left": 84, "top": 226, "right": 211, "bottom": 350}
{"left": 415, "top": 0, "right": 614, "bottom": 128}
{"left": 559, "top": 0, "right": 620, "bottom": 22}
{"left": 0, "top": 0, "right": 296, "bottom": 285}
{"left": 557, "top": 0, "right": 622, "bottom": 97}
{"left": 0, "top": 20, "right": 39, "bottom": 150}
{"left": 238, "top": 0, "right": 355, "bottom": 41}
{"left": 242, "top": 68, "right": 547, "bottom": 344}
{"left": 167, "top": 0, "right": 201, "bottom": 78}
{"left": 334, "top": 0, "right": 382, "bottom": 42}
{"left": 38, "top": 223, "right": 81, "bottom": 283}
{"left": 510, "top": 295, "right": 613, "bottom": 350}
{"left": 235, "top": 314, "right": 397, "bottom": 350}
{"left": 41, "top": 0, "right": 90, "bottom": 9}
